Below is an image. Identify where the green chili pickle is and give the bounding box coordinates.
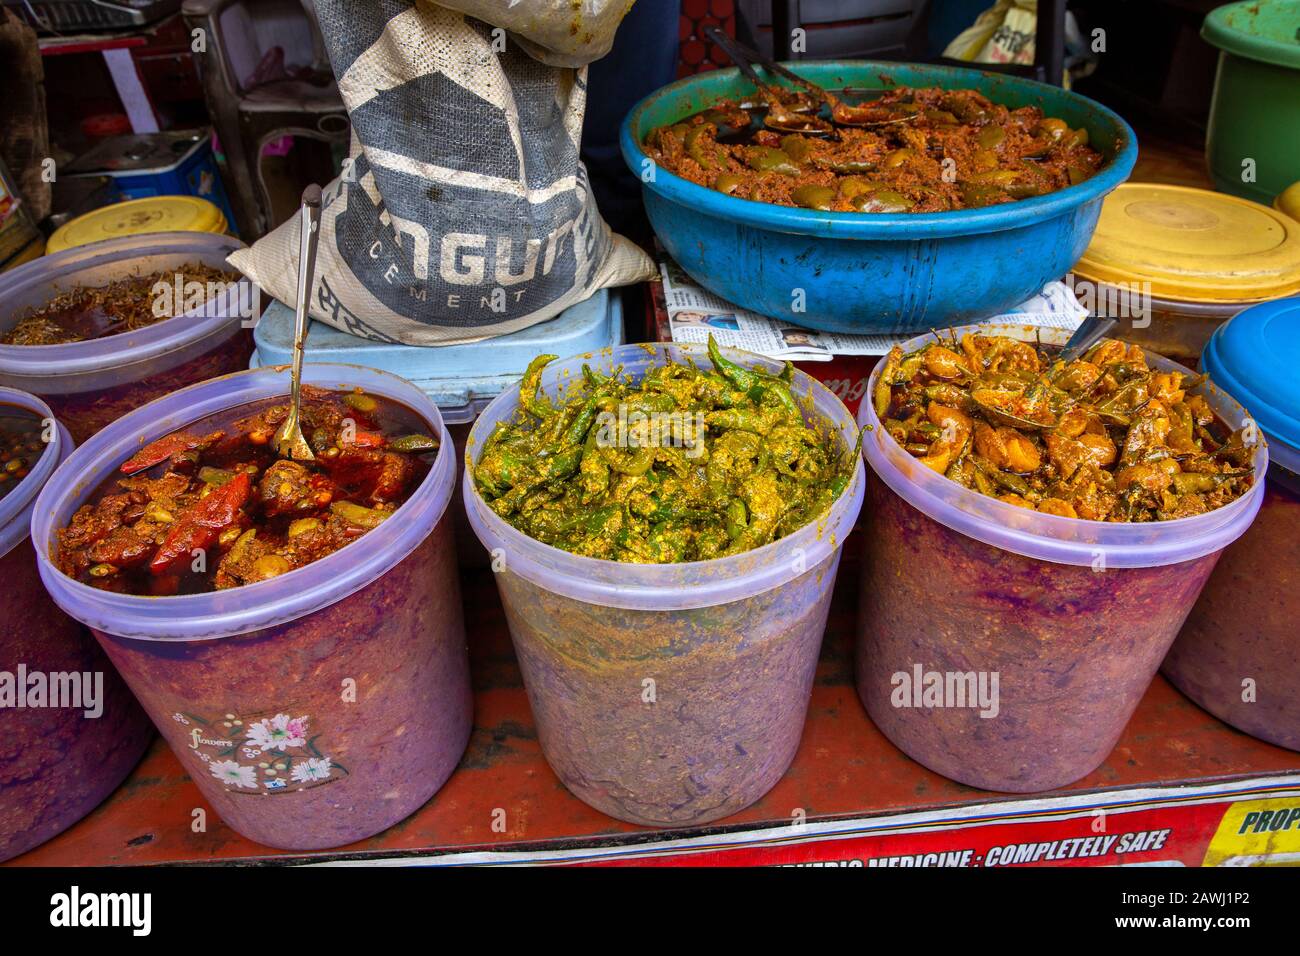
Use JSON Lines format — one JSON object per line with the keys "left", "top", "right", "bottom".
{"left": 473, "top": 337, "right": 858, "bottom": 562}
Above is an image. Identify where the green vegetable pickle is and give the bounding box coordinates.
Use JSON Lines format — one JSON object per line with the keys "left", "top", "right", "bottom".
{"left": 473, "top": 337, "right": 856, "bottom": 563}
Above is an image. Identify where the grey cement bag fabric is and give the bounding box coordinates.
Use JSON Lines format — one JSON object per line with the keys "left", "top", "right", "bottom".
{"left": 230, "top": 0, "right": 653, "bottom": 345}
{"left": 436, "top": 0, "right": 634, "bottom": 67}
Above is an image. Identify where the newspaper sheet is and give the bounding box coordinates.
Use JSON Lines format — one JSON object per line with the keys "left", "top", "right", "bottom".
{"left": 659, "top": 259, "right": 1088, "bottom": 361}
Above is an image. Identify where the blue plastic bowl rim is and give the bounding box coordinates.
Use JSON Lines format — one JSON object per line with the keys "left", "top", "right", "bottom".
{"left": 31, "top": 362, "right": 456, "bottom": 642}
{"left": 858, "top": 323, "right": 1267, "bottom": 568}
{"left": 620, "top": 60, "right": 1139, "bottom": 240}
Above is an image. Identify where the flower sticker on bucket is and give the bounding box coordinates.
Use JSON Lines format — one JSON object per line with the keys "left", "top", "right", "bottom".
{"left": 244, "top": 713, "right": 309, "bottom": 752}
{"left": 210, "top": 759, "right": 258, "bottom": 790}
{"left": 175, "top": 709, "right": 348, "bottom": 795}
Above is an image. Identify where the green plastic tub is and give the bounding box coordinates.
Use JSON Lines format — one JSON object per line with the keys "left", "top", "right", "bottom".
{"left": 1204, "top": 1, "right": 1300, "bottom": 204}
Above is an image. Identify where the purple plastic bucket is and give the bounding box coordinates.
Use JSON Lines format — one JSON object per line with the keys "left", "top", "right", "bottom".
{"left": 855, "top": 324, "right": 1266, "bottom": 793}
{"left": 0, "top": 232, "right": 255, "bottom": 444}
{"left": 465, "top": 342, "right": 865, "bottom": 827}
{"left": 0, "top": 387, "right": 151, "bottom": 863}
{"left": 1162, "top": 442, "right": 1300, "bottom": 750}
{"left": 31, "top": 364, "right": 472, "bottom": 851}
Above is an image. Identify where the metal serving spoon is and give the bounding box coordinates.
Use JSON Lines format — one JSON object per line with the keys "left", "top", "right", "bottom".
{"left": 273, "top": 184, "right": 323, "bottom": 461}
{"left": 1057, "top": 315, "right": 1118, "bottom": 363}
{"left": 704, "top": 27, "right": 912, "bottom": 131}
{"left": 969, "top": 316, "right": 1121, "bottom": 430}
{"left": 703, "top": 27, "right": 835, "bottom": 136}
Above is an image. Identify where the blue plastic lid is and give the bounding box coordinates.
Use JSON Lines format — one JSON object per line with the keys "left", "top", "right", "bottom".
{"left": 252, "top": 289, "right": 622, "bottom": 424}
{"left": 1202, "top": 296, "right": 1300, "bottom": 458}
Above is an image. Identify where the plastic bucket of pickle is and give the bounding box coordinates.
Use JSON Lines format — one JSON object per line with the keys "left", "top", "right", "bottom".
{"left": 0, "top": 387, "right": 152, "bottom": 862}
{"left": 1162, "top": 298, "right": 1300, "bottom": 751}
{"left": 464, "top": 342, "right": 865, "bottom": 827}
{"left": 30, "top": 364, "right": 472, "bottom": 851}
{"left": 0, "top": 232, "right": 256, "bottom": 444}
{"left": 856, "top": 324, "right": 1266, "bottom": 793}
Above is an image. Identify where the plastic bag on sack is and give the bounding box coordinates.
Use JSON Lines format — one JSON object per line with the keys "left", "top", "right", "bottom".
{"left": 433, "top": 0, "right": 635, "bottom": 67}
{"left": 943, "top": 0, "right": 1038, "bottom": 68}
{"left": 229, "top": 0, "right": 654, "bottom": 346}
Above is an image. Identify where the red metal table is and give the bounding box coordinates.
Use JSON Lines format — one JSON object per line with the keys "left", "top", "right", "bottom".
{"left": 10, "top": 559, "right": 1300, "bottom": 867}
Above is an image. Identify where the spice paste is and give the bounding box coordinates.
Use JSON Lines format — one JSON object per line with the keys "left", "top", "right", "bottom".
{"left": 644, "top": 86, "right": 1104, "bottom": 213}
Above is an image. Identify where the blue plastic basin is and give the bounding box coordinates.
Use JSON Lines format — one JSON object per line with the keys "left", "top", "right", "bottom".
{"left": 620, "top": 61, "right": 1138, "bottom": 333}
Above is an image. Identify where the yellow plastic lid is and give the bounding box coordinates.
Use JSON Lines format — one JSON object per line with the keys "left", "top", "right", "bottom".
{"left": 1276, "top": 181, "right": 1300, "bottom": 224}
{"left": 1072, "top": 183, "right": 1300, "bottom": 304}
{"left": 46, "top": 195, "right": 228, "bottom": 254}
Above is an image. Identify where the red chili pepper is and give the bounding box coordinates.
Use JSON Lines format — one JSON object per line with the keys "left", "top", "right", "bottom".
{"left": 149, "top": 471, "right": 251, "bottom": 576}
{"left": 121, "top": 430, "right": 224, "bottom": 475}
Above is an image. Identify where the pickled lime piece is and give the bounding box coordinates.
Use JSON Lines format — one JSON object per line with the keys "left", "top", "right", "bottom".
{"left": 884, "top": 148, "right": 916, "bottom": 168}
{"left": 714, "top": 172, "right": 743, "bottom": 195}
{"left": 854, "top": 189, "right": 914, "bottom": 213}
{"left": 977, "top": 125, "right": 1006, "bottom": 149}
{"left": 1039, "top": 117, "right": 1069, "bottom": 141}
{"left": 967, "top": 169, "right": 1019, "bottom": 185}
{"left": 745, "top": 146, "right": 799, "bottom": 175}
{"left": 792, "top": 184, "right": 836, "bottom": 211}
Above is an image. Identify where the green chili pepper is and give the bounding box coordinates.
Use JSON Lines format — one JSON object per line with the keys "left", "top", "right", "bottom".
{"left": 520, "top": 354, "right": 558, "bottom": 420}
{"left": 198, "top": 466, "right": 234, "bottom": 487}
{"left": 707, "top": 335, "right": 758, "bottom": 392}
{"left": 389, "top": 434, "right": 439, "bottom": 453}
{"left": 472, "top": 335, "right": 855, "bottom": 562}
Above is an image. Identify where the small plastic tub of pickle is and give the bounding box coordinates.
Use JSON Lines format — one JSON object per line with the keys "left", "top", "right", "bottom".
{"left": 0, "top": 232, "right": 256, "bottom": 444}
{"left": 464, "top": 342, "right": 865, "bottom": 827}
{"left": 856, "top": 324, "right": 1266, "bottom": 793}
{"left": 0, "top": 387, "right": 152, "bottom": 863}
{"left": 31, "top": 364, "right": 471, "bottom": 851}
{"left": 1162, "top": 299, "right": 1300, "bottom": 750}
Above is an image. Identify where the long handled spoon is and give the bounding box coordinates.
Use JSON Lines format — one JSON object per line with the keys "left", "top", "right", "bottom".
{"left": 969, "top": 316, "right": 1120, "bottom": 431}
{"left": 1057, "top": 315, "right": 1118, "bottom": 363}
{"left": 273, "top": 184, "right": 322, "bottom": 461}
{"left": 704, "top": 27, "right": 911, "bottom": 130}
{"left": 703, "top": 27, "right": 834, "bottom": 136}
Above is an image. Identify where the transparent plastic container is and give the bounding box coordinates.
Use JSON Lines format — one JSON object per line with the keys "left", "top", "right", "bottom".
{"left": 31, "top": 365, "right": 472, "bottom": 851}
{"left": 1070, "top": 184, "right": 1300, "bottom": 363}
{"left": 0, "top": 387, "right": 152, "bottom": 863}
{"left": 0, "top": 232, "right": 255, "bottom": 444}
{"left": 1082, "top": 281, "right": 1247, "bottom": 365}
{"left": 1163, "top": 444, "right": 1300, "bottom": 751}
{"left": 1161, "top": 300, "right": 1300, "bottom": 751}
{"left": 856, "top": 324, "right": 1267, "bottom": 793}
{"left": 465, "top": 342, "right": 865, "bottom": 827}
